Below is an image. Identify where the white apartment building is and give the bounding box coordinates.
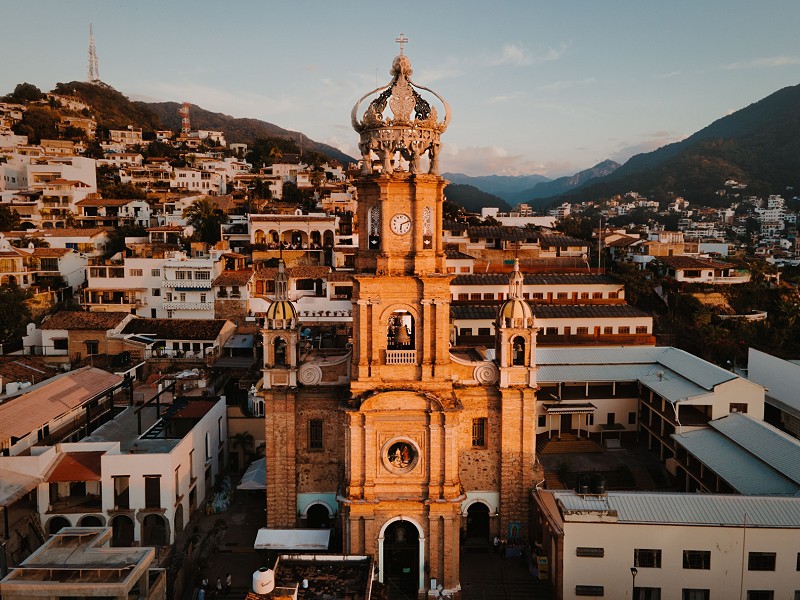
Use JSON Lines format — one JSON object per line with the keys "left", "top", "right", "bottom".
{"left": 162, "top": 251, "right": 226, "bottom": 319}
{"left": 532, "top": 489, "right": 800, "bottom": 600}
{"left": 170, "top": 167, "right": 224, "bottom": 195}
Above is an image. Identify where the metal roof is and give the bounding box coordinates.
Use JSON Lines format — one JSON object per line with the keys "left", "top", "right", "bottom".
{"left": 452, "top": 273, "right": 615, "bottom": 286}
{"left": 553, "top": 490, "right": 800, "bottom": 527}
{"left": 537, "top": 363, "right": 654, "bottom": 384}
{"left": 657, "top": 347, "right": 736, "bottom": 390}
{"left": 672, "top": 428, "right": 800, "bottom": 496}
{"left": 537, "top": 346, "right": 668, "bottom": 365}
{"left": 638, "top": 368, "right": 712, "bottom": 404}
{"left": 710, "top": 412, "right": 800, "bottom": 486}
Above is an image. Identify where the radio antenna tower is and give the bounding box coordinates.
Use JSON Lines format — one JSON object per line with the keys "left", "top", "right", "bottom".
{"left": 179, "top": 102, "right": 191, "bottom": 135}
{"left": 87, "top": 23, "right": 100, "bottom": 83}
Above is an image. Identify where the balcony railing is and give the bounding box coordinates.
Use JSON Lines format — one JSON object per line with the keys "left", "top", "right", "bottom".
{"left": 385, "top": 349, "right": 417, "bottom": 365}
{"left": 162, "top": 301, "right": 213, "bottom": 311}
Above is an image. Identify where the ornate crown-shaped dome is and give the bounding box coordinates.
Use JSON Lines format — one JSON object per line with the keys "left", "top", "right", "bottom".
{"left": 351, "top": 50, "right": 451, "bottom": 176}
{"left": 497, "top": 259, "right": 534, "bottom": 328}
{"left": 265, "top": 299, "right": 297, "bottom": 323}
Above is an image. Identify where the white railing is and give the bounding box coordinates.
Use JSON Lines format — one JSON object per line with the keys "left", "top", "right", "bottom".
{"left": 385, "top": 350, "right": 416, "bottom": 365}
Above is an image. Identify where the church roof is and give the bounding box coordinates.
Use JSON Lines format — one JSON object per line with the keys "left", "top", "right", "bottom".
{"left": 266, "top": 299, "right": 297, "bottom": 321}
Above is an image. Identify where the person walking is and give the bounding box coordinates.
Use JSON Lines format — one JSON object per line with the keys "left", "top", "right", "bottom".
{"left": 225, "top": 573, "right": 232, "bottom": 596}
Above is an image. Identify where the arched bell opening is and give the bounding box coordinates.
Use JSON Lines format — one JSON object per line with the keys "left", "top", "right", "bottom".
{"left": 274, "top": 337, "right": 287, "bottom": 367}
{"left": 387, "top": 310, "right": 415, "bottom": 350}
{"left": 512, "top": 336, "right": 526, "bottom": 366}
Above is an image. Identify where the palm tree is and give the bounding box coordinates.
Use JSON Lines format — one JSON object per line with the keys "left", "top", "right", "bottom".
{"left": 182, "top": 196, "right": 229, "bottom": 245}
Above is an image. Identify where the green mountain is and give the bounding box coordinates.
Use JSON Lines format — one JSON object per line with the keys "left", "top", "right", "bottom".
{"left": 444, "top": 184, "right": 511, "bottom": 213}
{"left": 555, "top": 83, "right": 800, "bottom": 206}
{"left": 44, "top": 81, "right": 356, "bottom": 165}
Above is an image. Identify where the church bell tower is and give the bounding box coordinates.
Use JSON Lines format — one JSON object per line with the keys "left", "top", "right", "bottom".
{"left": 342, "top": 42, "right": 464, "bottom": 599}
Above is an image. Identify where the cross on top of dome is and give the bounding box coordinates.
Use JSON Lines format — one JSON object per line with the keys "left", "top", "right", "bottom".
{"left": 351, "top": 38, "right": 451, "bottom": 176}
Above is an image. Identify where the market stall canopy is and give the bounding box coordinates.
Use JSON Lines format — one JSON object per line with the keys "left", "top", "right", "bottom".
{"left": 254, "top": 528, "right": 331, "bottom": 551}
{"left": 237, "top": 457, "right": 266, "bottom": 490}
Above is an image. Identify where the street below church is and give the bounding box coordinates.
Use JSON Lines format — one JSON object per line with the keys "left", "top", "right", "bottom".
{"left": 460, "top": 548, "right": 553, "bottom": 600}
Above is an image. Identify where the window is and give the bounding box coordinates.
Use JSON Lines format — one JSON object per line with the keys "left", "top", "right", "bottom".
{"left": 175, "top": 467, "right": 180, "bottom": 500}
{"left": 634, "top": 588, "right": 661, "bottom": 600}
{"left": 152, "top": 288, "right": 161, "bottom": 297}
{"left": 472, "top": 418, "right": 486, "bottom": 447}
{"left": 144, "top": 475, "right": 161, "bottom": 509}
{"left": 608, "top": 292, "right": 619, "bottom": 299}
{"left": 576, "top": 547, "right": 604, "bottom": 557}
{"left": 593, "top": 292, "right": 603, "bottom": 299}
{"left": 557, "top": 292, "right": 568, "bottom": 299}
{"left": 112, "top": 476, "right": 130, "bottom": 510}
{"left": 634, "top": 548, "right": 662, "bottom": 568}
{"left": 478, "top": 328, "right": 490, "bottom": 336}
{"left": 747, "top": 593, "right": 773, "bottom": 600}
{"left": 176, "top": 271, "right": 186, "bottom": 280}
{"left": 179, "top": 293, "right": 186, "bottom": 302}
{"left": 636, "top": 326, "right": 648, "bottom": 334}
{"left": 53, "top": 338, "right": 68, "bottom": 351}
{"left": 41, "top": 258, "right": 59, "bottom": 271}
{"left": 130, "top": 268, "right": 143, "bottom": 277}
{"left": 483, "top": 293, "right": 494, "bottom": 300}
{"left": 683, "top": 550, "right": 711, "bottom": 569}
{"left": 458, "top": 293, "right": 469, "bottom": 300}
{"left": 532, "top": 292, "right": 544, "bottom": 300}
{"left": 575, "top": 585, "right": 604, "bottom": 596}
{"left": 576, "top": 327, "right": 589, "bottom": 335}
{"left": 470, "top": 293, "right": 481, "bottom": 300}
{"left": 682, "top": 591, "right": 709, "bottom": 600}
{"left": 730, "top": 403, "right": 748, "bottom": 414}
{"left": 460, "top": 266, "right": 471, "bottom": 273}
{"left": 85, "top": 340, "right": 99, "bottom": 355}
{"left": 628, "top": 411, "right": 637, "bottom": 425}
{"left": 606, "top": 413, "right": 615, "bottom": 425}
{"left": 604, "top": 327, "right": 614, "bottom": 334}
{"left": 151, "top": 268, "right": 161, "bottom": 276}
{"left": 195, "top": 271, "right": 211, "bottom": 280}
{"left": 797, "top": 552, "right": 800, "bottom": 570}
{"left": 200, "top": 293, "right": 207, "bottom": 303}
{"left": 309, "top": 419, "right": 323, "bottom": 450}
{"left": 446, "top": 267, "right": 456, "bottom": 273}
{"left": 581, "top": 292, "right": 590, "bottom": 300}
{"left": 460, "top": 328, "right": 473, "bottom": 336}
{"left": 538, "top": 415, "right": 547, "bottom": 427}
{"left": 545, "top": 327, "right": 558, "bottom": 335}
{"left": 748, "top": 552, "right": 776, "bottom": 571}
{"left": 618, "top": 326, "right": 630, "bottom": 334}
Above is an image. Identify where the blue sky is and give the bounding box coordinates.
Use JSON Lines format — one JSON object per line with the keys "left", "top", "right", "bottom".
{"left": 3, "top": 1, "right": 800, "bottom": 177}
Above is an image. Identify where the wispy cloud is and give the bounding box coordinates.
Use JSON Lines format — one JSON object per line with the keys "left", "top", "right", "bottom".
{"left": 538, "top": 77, "right": 596, "bottom": 92}
{"left": 610, "top": 131, "right": 686, "bottom": 164}
{"left": 442, "top": 144, "right": 565, "bottom": 177}
{"left": 484, "top": 43, "right": 568, "bottom": 67}
{"left": 724, "top": 56, "right": 800, "bottom": 70}
{"left": 655, "top": 71, "right": 680, "bottom": 79}
{"left": 487, "top": 91, "right": 524, "bottom": 104}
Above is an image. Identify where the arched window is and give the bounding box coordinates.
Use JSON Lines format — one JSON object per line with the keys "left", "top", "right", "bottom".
{"left": 254, "top": 230, "right": 266, "bottom": 245}
{"left": 512, "top": 336, "right": 526, "bottom": 366}
{"left": 274, "top": 337, "right": 287, "bottom": 366}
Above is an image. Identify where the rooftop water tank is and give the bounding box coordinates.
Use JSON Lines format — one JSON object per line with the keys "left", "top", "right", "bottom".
{"left": 252, "top": 567, "right": 275, "bottom": 594}
{"left": 6, "top": 382, "right": 20, "bottom": 395}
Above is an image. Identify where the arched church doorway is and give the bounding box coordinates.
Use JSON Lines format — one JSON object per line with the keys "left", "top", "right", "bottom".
{"left": 111, "top": 514, "right": 135, "bottom": 547}
{"left": 47, "top": 516, "right": 70, "bottom": 535}
{"left": 383, "top": 520, "right": 419, "bottom": 598}
{"left": 465, "top": 502, "right": 491, "bottom": 548}
{"left": 306, "top": 503, "right": 331, "bottom": 528}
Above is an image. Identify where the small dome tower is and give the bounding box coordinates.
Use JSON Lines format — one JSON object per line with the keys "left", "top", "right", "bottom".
{"left": 495, "top": 259, "right": 538, "bottom": 388}
{"left": 262, "top": 260, "right": 299, "bottom": 389}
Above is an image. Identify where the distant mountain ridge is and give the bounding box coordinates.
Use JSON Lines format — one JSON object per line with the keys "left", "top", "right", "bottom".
{"left": 443, "top": 172, "right": 550, "bottom": 202}
{"left": 550, "top": 82, "right": 800, "bottom": 206}
{"left": 510, "top": 159, "right": 621, "bottom": 205}
{"left": 444, "top": 184, "right": 511, "bottom": 213}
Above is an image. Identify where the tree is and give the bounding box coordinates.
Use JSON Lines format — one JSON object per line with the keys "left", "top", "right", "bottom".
{"left": 0, "top": 284, "right": 33, "bottom": 350}
{"left": 4, "top": 82, "right": 44, "bottom": 103}
{"left": 183, "top": 197, "right": 229, "bottom": 245}
{"left": 9, "top": 236, "right": 48, "bottom": 249}
{"left": 0, "top": 206, "right": 20, "bottom": 231}
{"left": 13, "top": 107, "right": 59, "bottom": 144}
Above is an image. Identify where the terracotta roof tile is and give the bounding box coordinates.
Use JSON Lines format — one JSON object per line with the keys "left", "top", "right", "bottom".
{"left": 76, "top": 198, "right": 139, "bottom": 207}
{"left": 47, "top": 451, "right": 104, "bottom": 482}
{"left": 212, "top": 270, "right": 253, "bottom": 287}
{"left": 42, "top": 311, "right": 130, "bottom": 331}
{"left": 30, "top": 248, "right": 70, "bottom": 257}
{"left": 121, "top": 318, "right": 230, "bottom": 341}
{"left": 0, "top": 367, "right": 123, "bottom": 441}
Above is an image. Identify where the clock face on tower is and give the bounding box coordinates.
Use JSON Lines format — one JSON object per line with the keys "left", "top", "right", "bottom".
{"left": 390, "top": 213, "right": 412, "bottom": 235}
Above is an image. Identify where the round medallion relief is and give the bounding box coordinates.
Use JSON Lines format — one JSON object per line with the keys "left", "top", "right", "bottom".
{"left": 382, "top": 439, "right": 419, "bottom": 474}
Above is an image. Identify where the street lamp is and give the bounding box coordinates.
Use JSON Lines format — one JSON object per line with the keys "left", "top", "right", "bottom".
{"left": 630, "top": 567, "right": 638, "bottom": 599}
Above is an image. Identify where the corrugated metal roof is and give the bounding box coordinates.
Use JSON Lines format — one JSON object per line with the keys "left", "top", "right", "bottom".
{"left": 657, "top": 347, "right": 736, "bottom": 390}
{"left": 554, "top": 490, "right": 800, "bottom": 527}
{"left": 639, "top": 368, "right": 712, "bottom": 403}
{"left": 537, "top": 346, "right": 668, "bottom": 365}
{"left": 452, "top": 273, "right": 615, "bottom": 286}
{"left": 710, "top": 412, "right": 800, "bottom": 485}
{"left": 672, "top": 428, "right": 800, "bottom": 496}
{"left": 537, "top": 363, "right": 654, "bottom": 383}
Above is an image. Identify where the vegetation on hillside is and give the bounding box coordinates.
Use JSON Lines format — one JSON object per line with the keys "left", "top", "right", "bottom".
{"left": 52, "top": 81, "right": 162, "bottom": 131}
{"left": 444, "top": 184, "right": 511, "bottom": 214}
